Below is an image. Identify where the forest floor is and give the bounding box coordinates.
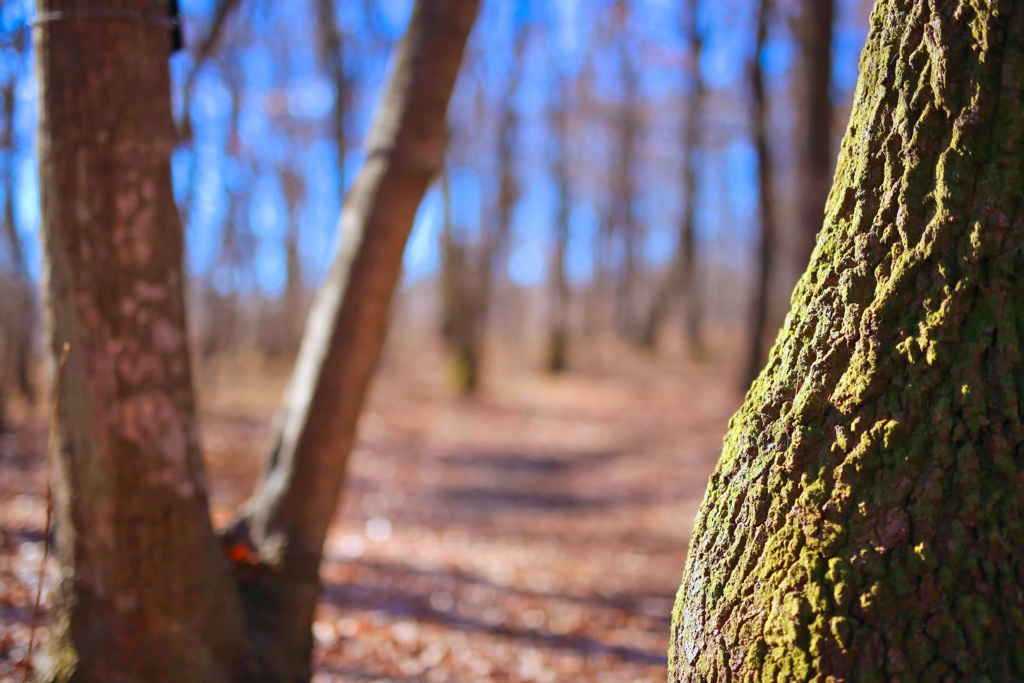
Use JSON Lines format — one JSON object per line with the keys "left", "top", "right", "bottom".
{"left": 0, "top": 339, "right": 744, "bottom": 682}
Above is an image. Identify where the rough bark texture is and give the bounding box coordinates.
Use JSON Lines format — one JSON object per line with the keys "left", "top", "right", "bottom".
{"left": 229, "top": 1, "right": 479, "bottom": 679}
{"left": 34, "top": 1, "right": 246, "bottom": 680}
{"left": 670, "top": 1, "right": 1024, "bottom": 680}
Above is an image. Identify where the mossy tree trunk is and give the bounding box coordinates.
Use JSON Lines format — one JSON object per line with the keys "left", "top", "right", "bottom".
{"left": 670, "top": 1, "right": 1024, "bottom": 680}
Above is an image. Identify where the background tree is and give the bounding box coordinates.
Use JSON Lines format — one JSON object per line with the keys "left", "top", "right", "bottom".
{"left": 640, "top": 0, "right": 704, "bottom": 354}
{"left": 670, "top": 1, "right": 1024, "bottom": 679}
{"left": 35, "top": 1, "right": 478, "bottom": 681}
{"left": 743, "top": 0, "right": 778, "bottom": 388}
{"left": 796, "top": 0, "right": 835, "bottom": 267}
{"left": 0, "top": 26, "right": 32, "bottom": 434}
{"left": 438, "top": 8, "right": 527, "bottom": 394}
{"left": 546, "top": 67, "right": 572, "bottom": 374}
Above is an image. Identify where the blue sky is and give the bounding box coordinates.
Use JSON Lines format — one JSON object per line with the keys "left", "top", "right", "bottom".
{"left": 0, "top": 0, "right": 870, "bottom": 295}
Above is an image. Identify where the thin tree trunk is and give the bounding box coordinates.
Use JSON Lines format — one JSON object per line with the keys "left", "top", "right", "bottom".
{"left": 679, "top": 0, "right": 704, "bottom": 357}
{"left": 442, "top": 20, "right": 525, "bottom": 395}
{"left": 742, "top": 0, "right": 776, "bottom": 389}
{"left": 282, "top": 165, "right": 305, "bottom": 352}
{"left": 798, "top": 0, "right": 834, "bottom": 267}
{"left": 229, "top": 2, "right": 478, "bottom": 679}
{"left": 1, "top": 74, "right": 35, "bottom": 406}
{"left": 613, "top": 0, "right": 641, "bottom": 341}
{"left": 670, "top": 1, "right": 1024, "bottom": 679}
{"left": 34, "top": 1, "right": 246, "bottom": 679}
{"left": 547, "top": 77, "right": 571, "bottom": 375}
{"left": 315, "top": 0, "right": 349, "bottom": 198}
{"left": 200, "top": 59, "right": 245, "bottom": 359}
{"left": 639, "top": 0, "right": 704, "bottom": 355}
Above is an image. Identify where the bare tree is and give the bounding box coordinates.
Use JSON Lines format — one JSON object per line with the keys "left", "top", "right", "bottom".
{"left": 743, "top": 0, "right": 776, "bottom": 388}
{"left": 227, "top": 0, "right": 479, "bottom": 677}
{"left": 641, "top": 0, "right": 704, "bottom": 355}
{"left": 547, "top": 69, "right": 571, "bottom": 374}
{"left": 611, "top": 0, "right": 642, "bottom": 341}
{"left": 797, "top": 0, "right": 834, "bottom": 267}
{"left": 0, "top": 62, "right": 35, "bottom": 431}
{"left": 439, "top": 11, "right": 527, "bottom": 393}
{"left": 35, "top": 0, "right": 478, "bottom": 680}
{"left": 315, "top": 0, "right": 351, "bottom": 198}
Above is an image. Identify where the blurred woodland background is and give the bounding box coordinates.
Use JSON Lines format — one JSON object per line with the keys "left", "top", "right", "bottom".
{"left": 0, "top": 0, "right": 872, "bottom": 680}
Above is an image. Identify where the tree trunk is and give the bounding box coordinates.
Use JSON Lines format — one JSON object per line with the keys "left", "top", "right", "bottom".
{"left": 547, "top": 79, "right": 571, "bottom": 375}
{"left": 228, "top": 1, "right": 478, "bottom": 679}
{"left": 440, "top": 19, "right": 525, "bottom": 395}
{"left": 797, "top": 0, "right": 835, "bottom": 267}
{"left": 639, "top": 0, "right": 704, "bottom": 355}
{"left": 613, "top": 0, "right": 641, "bottom": 342}
{"left": 36, "top": 0, "right": 477, "bottom": 680}
{"left": 670, "top": 2, "right": 1024, "bottom": 680}
{"left": 679, "top": 0, "right": 704, "bottom": 357}
{"left": 314, "top": 0, "right": 350, "bottom": 198}
{"left": 34, "top": 1, "right": 246, "bottom": 679}
{"left": 742, "top": 0, "right": 776, "bottom": 390}
{"left": 1, "top": 71, "right": 35, "bottom": 409}
{"left": 282, "top": 165, "right": 305, "bottom": 353}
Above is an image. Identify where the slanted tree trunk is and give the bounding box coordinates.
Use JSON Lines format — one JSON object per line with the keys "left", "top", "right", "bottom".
{"left": 228, "top": 1, "right": 478, "bottom": 679}
{"left": 35, "top": 1, "right": 247, "bottom": 679}
{"left": 670, "top": 2, "right": 1024, "bottom": 680}
{"left": 797, "top": 0, "right": 835, "bottom": 267}
{"left": 742, "top": 0, "right": 776, "bottom": 389}
{"left": 37, "top": 1, "right": 478, "bottom": 680}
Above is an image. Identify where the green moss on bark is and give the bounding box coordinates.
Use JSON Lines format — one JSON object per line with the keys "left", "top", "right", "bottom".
{"left": 669, "top": 1, "right": 1024, "bottom": 680}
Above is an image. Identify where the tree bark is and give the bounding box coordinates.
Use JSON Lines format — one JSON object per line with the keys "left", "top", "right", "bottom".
{"left": 228, "top": 1, "right": 478, "bottom": 679}
{"left": 34, "top": 1, "right": 246, "bottom": 680}
{"left": 670, "top": 1, "right": 1024, "bottom": 680}
{"left": 742, "top": 0, "right": 776, "bottom": 390}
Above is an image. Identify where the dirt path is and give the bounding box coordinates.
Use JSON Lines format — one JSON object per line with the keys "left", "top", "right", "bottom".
{"left": 0, "top": 347, "right": 742, "bottom": 682}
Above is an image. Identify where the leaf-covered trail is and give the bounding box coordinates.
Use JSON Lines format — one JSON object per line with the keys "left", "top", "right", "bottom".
{"left": 1, "top": 345, "right": 741, "bottom": 681}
